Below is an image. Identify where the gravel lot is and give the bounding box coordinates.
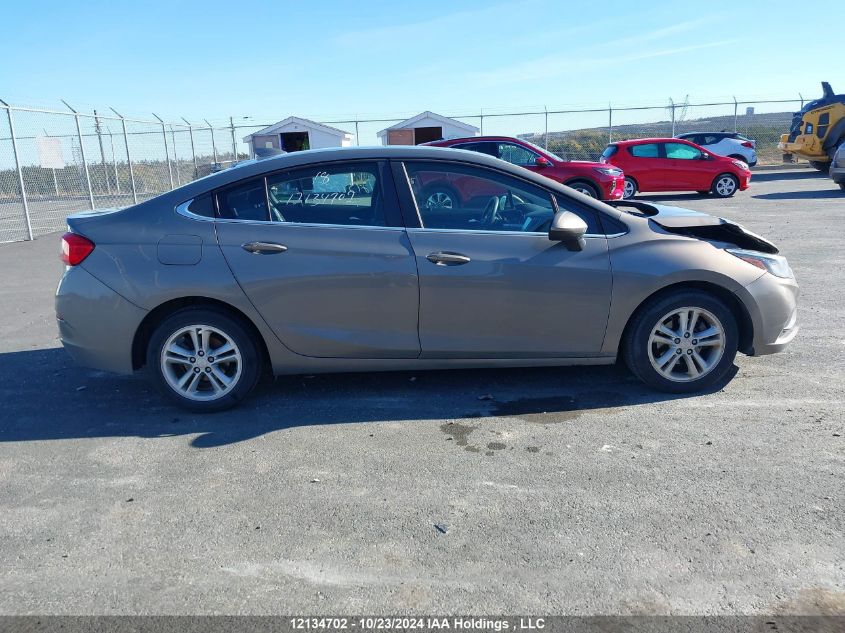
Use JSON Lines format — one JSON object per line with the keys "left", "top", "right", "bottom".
{"left": 0, "top": 169, "right": 842, "bottom": 615}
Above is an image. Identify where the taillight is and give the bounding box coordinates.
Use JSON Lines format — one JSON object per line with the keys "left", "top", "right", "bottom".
{"left": 741, "top": 141, "right": 754, "bottom": 148}
{"left": 61, "top": 232, "right": 95, "bottom": 266}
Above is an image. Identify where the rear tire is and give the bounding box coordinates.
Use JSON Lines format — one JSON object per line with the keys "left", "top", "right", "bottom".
{"left": 566, "top": 180, "right": 600, "bottom": 198}
{"left": 623, "top": 291, "right": 739, "bottom": 394}
{"left": 839, "top": 182, "right": 845, "bottom": 191}
{"left": 810, "top": 160, "right": 830, "bottom": 173}
{"left": 147, "top": 308, "right": 262, "bottom": 412}
{"left": 711, "top": 173, "right": 739, "bottom": 197}
{"left": 622, "top": 177, "right": 638, "bottom": 199}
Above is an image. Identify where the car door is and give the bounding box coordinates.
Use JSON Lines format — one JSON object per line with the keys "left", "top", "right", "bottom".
{"left": 663, "top": 141, "right": 710, "bottom": 190}
{"left": 625, "top": 142, "right": 666, "bottom": 190}
{"left": 214, "top": 160, "right": 421, "bottom": 359}
{"left": 396, "top": 159, "right": 612, "bottom": 358}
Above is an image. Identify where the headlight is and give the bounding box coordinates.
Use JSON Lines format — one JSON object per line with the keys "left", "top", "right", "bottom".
{"left": 726, "top": 248, "right": 794, "bottom": 278}
{"left": 731, "top": 159, "right": 748, "bottom": 170}
{"left": 593, "top": 167, "right": 622, "bottom": 176}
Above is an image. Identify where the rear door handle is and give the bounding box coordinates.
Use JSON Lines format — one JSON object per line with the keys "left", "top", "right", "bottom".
{"left": 426, "top": 251, "right": 471, "bottom": 266}
{"left": 241, "top": 241, "right": 288, "bottom": 254}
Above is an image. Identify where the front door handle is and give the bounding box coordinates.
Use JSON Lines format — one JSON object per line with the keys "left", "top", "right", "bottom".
{"left": 241, "top": 241, "right": 288, "bottom": 254}
{"left": 426, "top": 251, "right": 471, "bottom": 266}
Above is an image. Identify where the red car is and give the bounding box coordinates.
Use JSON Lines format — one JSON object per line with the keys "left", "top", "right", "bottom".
{"left": 425, "top": 136, "right": 625, "bottom": 201}
{"left": 600, "top": 138, "right": 751, "bottom": 199}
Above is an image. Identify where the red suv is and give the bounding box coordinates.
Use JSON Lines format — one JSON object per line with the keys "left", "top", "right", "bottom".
{"left": 425, "top": 136, "right": 624, "bottom": 201}
{"left": 600, "top": 138, "right": 751, "bottom": 199}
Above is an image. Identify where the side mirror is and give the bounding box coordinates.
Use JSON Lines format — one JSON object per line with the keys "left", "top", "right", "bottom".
{"left": 701, "top": 152, "right": 711, "bottom": 160}
{"left": 535, "top": 156, "right": 552, "bottom": 167}
{"left": 548, "top": 211, "right": 587, "bottom": 251}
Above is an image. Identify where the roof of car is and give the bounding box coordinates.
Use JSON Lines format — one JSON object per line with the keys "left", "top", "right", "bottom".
{"left": 677, "top": 131, "right": 736, "bottom": 138}
{"left": 149, "top": 145, "right": 614, "bottom": 213}
{"left": 426, "top": 136, "right": 522, "bottom": 144}
{"left": 609, "top": 138, "right": 691, "bottom": 145}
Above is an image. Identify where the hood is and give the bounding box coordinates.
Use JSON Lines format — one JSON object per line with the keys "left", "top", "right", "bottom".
{"left": 608, "top": 200, "right": 778, "bottom": 254}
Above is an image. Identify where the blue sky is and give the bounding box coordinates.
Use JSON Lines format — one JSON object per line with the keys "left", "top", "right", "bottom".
{"left": 0, "top": 0, "right": 841, "bottom": 124}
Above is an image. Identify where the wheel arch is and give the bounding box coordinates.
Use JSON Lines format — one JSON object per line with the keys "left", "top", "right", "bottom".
{"left": 419, "top": 181, "right": 462, "bottom": 204}
{"left": 563, "top": 178, "right": 601, "bottom": 198}
{"left": 619, "top": 280, "right": 754, "bottom": 357}
{"left": 131, "top": 296, "right": 272, "bottom": 371}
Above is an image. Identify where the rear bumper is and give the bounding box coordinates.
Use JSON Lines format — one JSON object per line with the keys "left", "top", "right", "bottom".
{"left": 55, "top": 266, "right": 147, "bottom": 374}
{"left": 736, "top": 272, "right": 799, "bottom": 356}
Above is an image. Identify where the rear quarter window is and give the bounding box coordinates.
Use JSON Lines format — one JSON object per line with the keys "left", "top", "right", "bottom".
{"left": 601, "top": 145, "right": 618, "bottom": 159}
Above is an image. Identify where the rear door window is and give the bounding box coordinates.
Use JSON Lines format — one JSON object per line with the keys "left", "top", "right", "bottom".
{"left": 267, "top": 162, "right": 385, "bottom": 227}
{"left": 628, "top": 143, "right": 660, "bottom": 158}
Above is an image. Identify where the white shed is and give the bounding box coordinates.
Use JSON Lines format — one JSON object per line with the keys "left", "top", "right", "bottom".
{"left": 377, "top": 111, "right": 480, "bottom": 145}
{"left": 243, "top": 116, "right": 353, "bottom": 156}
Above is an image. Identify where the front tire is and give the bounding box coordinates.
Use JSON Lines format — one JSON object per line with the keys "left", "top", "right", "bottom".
{"left": 566, "top": 180, "right": 600, "bottom": 198}
{"left": 147, "top": 308, "right": 262, "bottom": 412}
{"left": 711, "top": 173, "right": 739, "bottom": 198}
{"left": 622, "top": 177, "right": 638, "bottom": 199}
{"left": 623, "top": 291, "right": 739, "bottom": 393}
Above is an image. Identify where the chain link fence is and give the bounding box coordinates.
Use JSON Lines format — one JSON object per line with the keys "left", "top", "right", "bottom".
{"left": 1, "top": 97, "right": 805, "bottom": 242}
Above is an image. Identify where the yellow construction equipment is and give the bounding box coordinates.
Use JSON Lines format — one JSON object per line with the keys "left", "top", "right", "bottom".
{"left": 779, "top": 82, "right": 845, "bottom": 172}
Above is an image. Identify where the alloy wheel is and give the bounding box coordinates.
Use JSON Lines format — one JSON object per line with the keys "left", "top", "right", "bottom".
{"left": 426, "top": 191, "right": 454, "bottom": 209}
{"left": 715, "top": 176, "right": 737, "bottom": 196}
{"left": 623, "top": 179, "right": 637, "bottom": 198}
{"left": 647, "top": 307, "right": 726, "bottom": 382}
{"left": 160, "top": 324, "right": 243, "bottom": 401}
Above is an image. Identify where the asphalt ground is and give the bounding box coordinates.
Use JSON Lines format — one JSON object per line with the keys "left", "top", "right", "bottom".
{"left": 0, "top": 169, "right": 842, "bottom": 615}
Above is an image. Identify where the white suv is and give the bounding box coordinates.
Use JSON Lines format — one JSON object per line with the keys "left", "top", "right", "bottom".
{"left": 677, "top": 132, "right": 757, "bottom": 166}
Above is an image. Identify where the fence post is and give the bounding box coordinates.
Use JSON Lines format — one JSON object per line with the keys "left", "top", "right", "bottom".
{"left": 669, "top": 98, "right": 676, "bottom": 137}
{"left": 479, "top": 109, "right": 484, "bottom": 135}
{"left": 230, "top": 116, "right": 238, "bottom": 161}
{"left": 110, "top": 108, "right": 138, "bottom": 204}
{"left": 153, "top": 113, "right": 174, "bottom": 190}
{"left": 355, "top": 120, "right": 360, "bottom": 147}
{"left": 608, "top": 104, "right": 613, "bottom": 143}
{"left": 182, "top": 118, "right": 197, "bottom": 177}
{"left": 733, "top": 96, "right": 738, "bottom": 132}
{"left": 799, "top": 93, "right": 804, "bottom": 109}
{"left": 543, "top": 106, "right": 548, "bottom": 150}
{"left": 170, "top": 125, "right": 181, "bottom": 186}
{"left": 94, "top": 110, "right": 111, "bottom": 195}
{"left": 1, "top": 100, "right": 34, "bottom": 240}
{"left": 205, "top": 119, "right": 218, "bottom": 164}
{"left": 62, "top": 100, "right": 95, "bottom": 210}
{"left": 108, "top": 130, "right": 120, "bottom": 194}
